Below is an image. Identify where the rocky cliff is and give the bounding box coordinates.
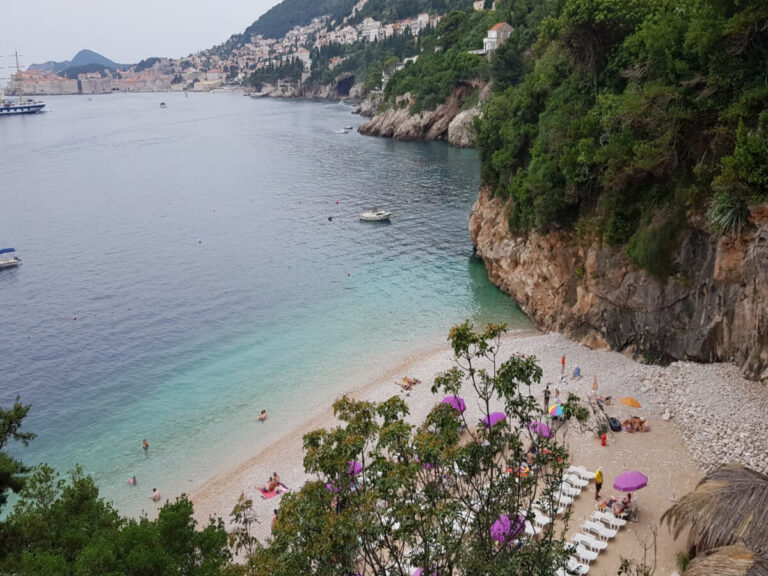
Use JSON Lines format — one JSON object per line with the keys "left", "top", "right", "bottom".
{"left": 357, "top": 83, "right": 489, "bottom": 148}
{"left": 470, "top": 188, "right": 768, "bottom": 382}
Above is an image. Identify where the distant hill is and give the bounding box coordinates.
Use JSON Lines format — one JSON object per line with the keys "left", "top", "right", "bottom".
{"left": 242, "top": 0, "right": 358, "bottom": 42}
{"left": 30, "top": 49, "right": 128, "bottom": 73}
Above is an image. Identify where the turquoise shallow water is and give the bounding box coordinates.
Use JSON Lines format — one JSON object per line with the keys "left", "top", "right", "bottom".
{"left": 0, "top": 92, "right": 530, "bottom": 516}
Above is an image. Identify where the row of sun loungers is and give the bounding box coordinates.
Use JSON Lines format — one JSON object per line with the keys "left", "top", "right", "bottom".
{"left": 548, "top": 465, "right": 627, "bottom": 574}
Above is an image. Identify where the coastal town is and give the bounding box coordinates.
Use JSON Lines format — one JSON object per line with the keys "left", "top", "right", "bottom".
{"left": 14, "top": 0, "right": 467, "bottom": 96}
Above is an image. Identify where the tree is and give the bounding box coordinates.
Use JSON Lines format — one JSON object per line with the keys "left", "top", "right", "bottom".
{"left": 0, "top": 396, "right": 35, "bottom": 512}
{"left": 0, "top": 465, "right": 230, "bottom": 575}
{"left": 249, "top": 323, "right": 583, "bottom": 575}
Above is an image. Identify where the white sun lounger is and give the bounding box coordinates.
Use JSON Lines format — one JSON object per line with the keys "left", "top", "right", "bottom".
{"left": 582, "top": 520, "right": 618, "bottom": 540}
{"left": 567, "top": 557, "right": 590, "bottom": 574}
{"left": 564, "top": 473, "right": 589, "bottom": 488}
{"left": 572, "top": 532, "right": 608, "bottom": 551}
{"left": 592, "top": 510, "right": 627, "bottom": 528}
{"left": 559, "top": 483, "right": 581, "bottom": 497}
{"left": 567, "top": 466, "right": 594, "bottom": 481}
{"left": 525, "top": 520, "right": 541, "bottom": 538}
{"left": 533, "top": 499, "right": 566, "bottom": 517}
{"left": 570, "top": 543, "right": 599, "bottom": 564}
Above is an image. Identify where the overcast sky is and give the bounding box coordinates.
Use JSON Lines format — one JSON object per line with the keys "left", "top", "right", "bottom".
{"left": 3, "top": 0, "right": 282, "bottom": 67}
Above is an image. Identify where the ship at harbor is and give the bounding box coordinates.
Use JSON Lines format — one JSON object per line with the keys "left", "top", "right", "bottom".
{"left": 1, "top": 51, "right": 45, "bottom": 116}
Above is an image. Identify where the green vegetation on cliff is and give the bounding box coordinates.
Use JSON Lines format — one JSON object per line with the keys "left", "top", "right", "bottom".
{"left": 382, "top": 10, "right": 494, "bottom": 111}
{"left": 476, "top": 0, "right": 768, "bottom": 277}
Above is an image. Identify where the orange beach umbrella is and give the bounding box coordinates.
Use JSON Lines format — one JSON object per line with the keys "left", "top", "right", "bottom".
{"left": 620, "top": 397, "right": 641, "bottom": 409}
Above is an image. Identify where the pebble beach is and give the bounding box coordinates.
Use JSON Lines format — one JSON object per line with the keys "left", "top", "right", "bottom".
{"left": 192, "top": 331, "right": 768, "bottom": 575}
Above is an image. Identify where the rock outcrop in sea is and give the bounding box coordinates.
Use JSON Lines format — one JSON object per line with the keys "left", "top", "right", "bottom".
{"left": 357, "top": 82, "right": 489, "bottom": 148}
{"left": 469, "top": 188, "right": 768, "bottom": 382}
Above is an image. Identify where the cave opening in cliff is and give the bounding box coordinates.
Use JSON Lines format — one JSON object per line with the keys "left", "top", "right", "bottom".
{"left": 336, "top": 74, "right": 355, "bottom": 96}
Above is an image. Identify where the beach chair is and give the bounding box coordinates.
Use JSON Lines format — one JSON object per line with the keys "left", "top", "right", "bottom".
{"left": 567, "top": 557, "right": 590, "bottom": 574}
{"left": 570, "top": 543, "right": 599, "bottom": 564}
{"left": 525, "top": 520, "right": 541, "bottom": 538}
{"left": 533, "top": 499, "right": 566, "bottom": 517}
{"left": 564, "top": 473, "right": 589, "bottom": 488}
{"left": 567, "top": 465, "right": 594, "bottom": 482}
{"left": 559, "top": 483, "right": 581, "bottom": 497}
{"left": 581, "top": 520, "right": 618, "bottom": 541}
{"left": 572, "top": 532, "right": 608, "bottom": 552}
{"left": 533, "top": 511, "right": 552, "bottom": 528}
{"left": 557, "top": 493, "right": 575, "bottom": 507}
{"left": 591, "top": 510, "right": 627, "bottom": 529}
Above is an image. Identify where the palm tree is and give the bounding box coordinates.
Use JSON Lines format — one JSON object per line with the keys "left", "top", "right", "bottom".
{"left": 684, "top": 543, "right": 768, "bottom": 576}
{"left": 661, "top": 464, "right": 768, "bottom": 560}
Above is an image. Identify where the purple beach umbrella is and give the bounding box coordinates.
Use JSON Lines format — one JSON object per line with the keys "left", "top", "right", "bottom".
{"left": 490, "top": 513, "right": 524, "bottom": 543}
{"left": 613, "top": 470, "right": 648, "bottom": 492}
{"left": 482, "top": 411, "right": 507, "bottom": 428}
{"left": 527, "top": 421, "right": 553, "bottom": 438}
{"left": 347, "top": 460, "right": 363, "bottom": 476}
{"left": 441, "top": 395, "right": 467, "bottom": 414}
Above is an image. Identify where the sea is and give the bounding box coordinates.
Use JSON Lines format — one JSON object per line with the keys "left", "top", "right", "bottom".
{"left": 0, "top": 92, "right": 530, "bottom": 517}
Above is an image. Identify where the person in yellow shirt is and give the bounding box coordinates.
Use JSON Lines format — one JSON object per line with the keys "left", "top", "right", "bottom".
{"left": 595, "top": 467, "right": 603, "bottom": 500}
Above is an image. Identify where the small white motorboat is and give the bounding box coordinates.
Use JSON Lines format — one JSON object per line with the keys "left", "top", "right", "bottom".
{"left": 360, "top": 209, "right": 391, "bottom": 222}
{"left": 0, "top": 248, "right": 22, "bottom": 269}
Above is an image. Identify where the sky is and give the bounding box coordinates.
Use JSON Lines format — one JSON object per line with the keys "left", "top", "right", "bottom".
{"left": 2, "top": 0, "right": 282, "bottom": 68}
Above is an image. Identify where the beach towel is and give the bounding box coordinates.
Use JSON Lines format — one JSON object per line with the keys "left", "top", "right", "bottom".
{"left": 259, "top": 483, "right": 290, "bottom": 499}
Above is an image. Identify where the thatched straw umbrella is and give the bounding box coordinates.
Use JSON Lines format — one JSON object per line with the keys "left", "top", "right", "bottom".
{"left": 661, "top": 464, "right": 768, "bottom": 556}
{"left": 684, "top": 544, "right": 768, "bottom": 576}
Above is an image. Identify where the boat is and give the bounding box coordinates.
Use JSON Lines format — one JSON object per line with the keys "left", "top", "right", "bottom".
{"left": 0, "top": 52, "right": 45, "bottom": 116}
{"left": 343, "top": 125, "right": 354, "bottom": 130}
{"left": 0, "top": 248, "right": 22, "bottom": 269}
{"left": 360, "top": 209, "right": 391, "bottom": 222}
{"left": 336, "top": 129, "right": 350, "bottom": 134}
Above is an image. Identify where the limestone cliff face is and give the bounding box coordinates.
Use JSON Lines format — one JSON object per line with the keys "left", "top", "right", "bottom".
{"left": 357, "top": 83, "right": 488, "bottom": 148}
{"left": 469, "top": 188, "right": 768, "bottom": 382}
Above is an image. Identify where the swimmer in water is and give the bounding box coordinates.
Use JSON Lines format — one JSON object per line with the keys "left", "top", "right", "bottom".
{"left": 127, "top": 475, "right": 137, "bottom": 485}
{"left": 142, "top": 439, "right": 149, "bottom": 451}
{"left": 258, "top": 409, "right": 267, "bottom": 421}
{"left": 152, "top": 488, "right": 161, "bottom": 502}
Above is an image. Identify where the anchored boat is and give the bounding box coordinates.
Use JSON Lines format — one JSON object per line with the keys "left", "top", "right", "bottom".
{"left": 360, "top": 209, "right": 391, "bottom": 222}
{"left": 0, "top": 248, "right": 22, "bottom": 269}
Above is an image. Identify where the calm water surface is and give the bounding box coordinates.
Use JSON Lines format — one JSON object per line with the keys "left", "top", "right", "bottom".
{"left": 0, "top": 92, "right": 529, "bottom": 515}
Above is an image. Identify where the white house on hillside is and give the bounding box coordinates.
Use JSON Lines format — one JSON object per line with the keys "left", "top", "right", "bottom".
{"left": 483, "top": 22, "right": 513, "bottom": 53}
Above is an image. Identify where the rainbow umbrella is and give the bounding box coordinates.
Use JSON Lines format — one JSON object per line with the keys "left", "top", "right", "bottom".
{"left": 548, "top": 404, "right": 563, "bottom": 418}
{"left": 441, "top": 395, "right": 466, "bottom": 414}
{"left": 482, "top": 412, "right": 507, "bottom": 428}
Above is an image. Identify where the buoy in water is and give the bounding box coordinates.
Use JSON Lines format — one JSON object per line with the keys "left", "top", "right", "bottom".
{"left": 328, "top": 216, "right": 333, "bottom": 221}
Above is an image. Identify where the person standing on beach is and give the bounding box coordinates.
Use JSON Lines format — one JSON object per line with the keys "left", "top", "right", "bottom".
{"left": 561, "top": 355, "right": 566, "bottom": 375}
{"left": 595, "top": 468, "right": 603, "bottom": 500}
{"left": 543, "top": 385, "right": 550, "bottom": 412}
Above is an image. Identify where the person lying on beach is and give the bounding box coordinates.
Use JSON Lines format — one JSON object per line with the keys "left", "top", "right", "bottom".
{"left": 258, "top": 409, "right": 267, "bottom": 421}
{"left": 395, "top": 379, "right": 414, "bottom": 391}
{"left": 622, "top": 416, "right": 649, "bottom": 433}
